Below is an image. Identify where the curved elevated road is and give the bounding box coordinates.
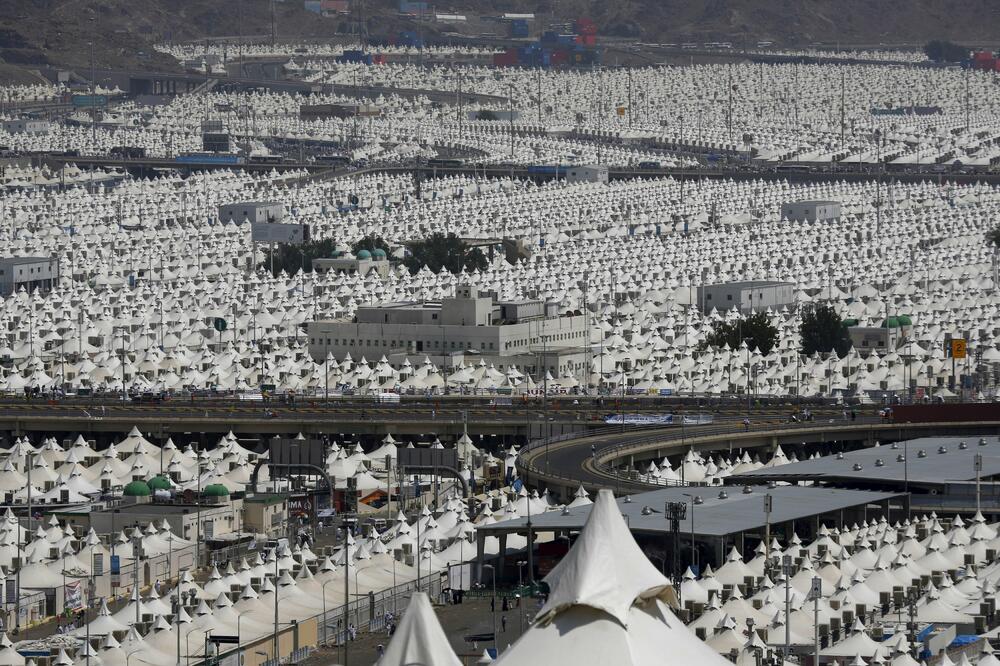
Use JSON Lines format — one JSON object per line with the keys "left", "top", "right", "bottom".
{"left": 518, "top": 417, "right": 1000, "bottom": 501}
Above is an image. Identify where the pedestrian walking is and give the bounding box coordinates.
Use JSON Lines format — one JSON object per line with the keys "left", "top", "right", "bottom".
{"left": 348, "top": 623, "right": 356, "bottom": 641}
{"left": 376, "top": 645, "right": 384, "bottom": 658}
{"left": 502, "top": 596, "right": 509, "bottom": 612}
{"left": 501, "top": 615, "right": 507, "bottom": 633}
{"left": 490, "top": 596, "right": 495, "bottom": 612}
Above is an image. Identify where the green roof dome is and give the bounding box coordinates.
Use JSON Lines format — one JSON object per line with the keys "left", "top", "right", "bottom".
{"left": 372, "top": 248, "right": 387, "bottom": 259}
{"left": 148, "top": 476, "right": 171, "bottom": 490}
{"left": 356, "top": 249, "right": 372, "bottom": 260}
{"left": 897, "top": 315, "right": 912, "bottom": 326}
{"left": 203, "top": 483, "right": 230, "bottom": 497}
{"left": 884, "top": 317, "right": 900, "bottom": 328}
{"left": 123, "top": 480, "right": 151, "bottom": 497}
{"left": 842, "top": 318, "right": 859, "bottom": 327}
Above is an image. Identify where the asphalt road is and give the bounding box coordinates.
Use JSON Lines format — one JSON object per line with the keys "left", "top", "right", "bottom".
{"left": 520, "top": 413, "right": 882, "bottom": 492}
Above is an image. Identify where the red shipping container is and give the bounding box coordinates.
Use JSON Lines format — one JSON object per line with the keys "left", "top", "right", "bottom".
{"left": 551, "top": 49, "right": 569, "bottom": 65}
{"left": 576, "top": 17, "right": 597, "bottom": 34}
{"left": 582, "top": 34, "right": 596, "bottom": 46}
{"left": 994, "top": 60, "right": 1000, "bottom": 72}
{"left": 575, "top": 35, "right": 584, "bottom": 45}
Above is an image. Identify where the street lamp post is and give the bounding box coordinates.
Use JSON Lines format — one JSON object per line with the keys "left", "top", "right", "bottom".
{"left": 483, "top": 563, "right": 497, "bottom": 654}
{"left": 321, "top": 578, "right": 338, "bottom": 645}
{"left": 681, "top": 493, "right": 700, "bottom": 571}
{"left": 665, "top": 501, "right": 687, "bottom": 607}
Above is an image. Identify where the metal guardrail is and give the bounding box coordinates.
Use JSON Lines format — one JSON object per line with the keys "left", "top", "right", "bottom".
{"left": 316, "top": 574, "right": 443, "bottom": 647}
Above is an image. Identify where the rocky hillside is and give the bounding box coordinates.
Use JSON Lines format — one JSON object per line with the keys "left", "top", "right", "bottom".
{"left": 0, "top": 0, "right": 998, "bottom": 78}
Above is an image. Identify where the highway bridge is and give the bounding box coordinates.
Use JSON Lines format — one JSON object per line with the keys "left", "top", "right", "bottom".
{"left": 0, "top": 395, "right": 840, "bottom": 445}
{"left": 518, "top": 417, "right": 1000, "bottom": 502}
{"left": 38, "top": 155, "right": 1000, "bottom": 187}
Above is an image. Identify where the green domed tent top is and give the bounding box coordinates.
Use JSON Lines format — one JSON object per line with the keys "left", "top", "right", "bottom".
{"left": 148, "top": 476, "right": 171, "bottom": 490}
{"left": 203, "top": 483, "right": 230, "bottom": 497}
{"left": 123, "top": 480, "right": 151, "bottom": 497}
{"left": 356, "top": 249, "right": 372, "bottom": 260}
{"left": 372, "top": 248, "right": 387, "bottom": 259}
{"left": 897, "top": 315, "right": 913, "bottom": 326}
{"left": 842, "top": 318, "right": 859, "bottom": 328}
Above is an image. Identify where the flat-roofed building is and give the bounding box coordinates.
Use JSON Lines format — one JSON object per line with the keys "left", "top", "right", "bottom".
{"left": 780, "top": 200, "right": 841, "bottom": 222}
{"left": 697, "top": 280, "right": 794, "bottom": 314}
{"left": 218, "top": 201, "right": 284, "bottom": 224}
{"left": 0, "top": 256, "right": 57, "bottom": 296}
{"left": 313, "top": 249, "right": 391, "bottom": 278}
{"left": 308, "top": 284, "right": 591, "bottom": 381}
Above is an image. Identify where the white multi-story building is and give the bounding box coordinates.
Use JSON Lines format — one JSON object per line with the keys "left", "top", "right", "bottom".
{"left": 308, "top": 285, "right": 591, "bottom": 380}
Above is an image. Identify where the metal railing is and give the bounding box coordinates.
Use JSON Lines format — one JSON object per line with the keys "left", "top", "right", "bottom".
{"left": 316, "top": 573, "right": 444, "bottom": 647}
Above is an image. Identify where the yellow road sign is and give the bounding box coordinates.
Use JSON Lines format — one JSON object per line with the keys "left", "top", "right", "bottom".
{"left": 950, "top": 339, "right": 967, "bottom": 359}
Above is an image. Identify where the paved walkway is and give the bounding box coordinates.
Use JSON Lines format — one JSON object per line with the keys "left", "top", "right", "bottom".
{"left": 300, "top": 596, "right": 539, "bottom": 665}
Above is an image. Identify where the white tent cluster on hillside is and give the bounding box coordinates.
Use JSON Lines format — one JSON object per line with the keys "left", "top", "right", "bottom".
{"left": 0, "top": 161, "right": 996, "bottom": 398}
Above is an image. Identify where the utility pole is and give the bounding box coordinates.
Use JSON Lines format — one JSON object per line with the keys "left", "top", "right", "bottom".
{"left": 508, "top": 84, "right": 515, "bottom": 159}
{"left": 975, "top": 453, "right": 983, "bottom": 514}
{"left": 810, "top": 576, "right": 822, "bottom": 663}
{"left": 627, "top": 68, "right": 633, "bottom": 128}
{"left": 782, "top": 555, "right": 791, "bottom": 660}
{"left": 270, "top": 0, "right": 276, "bottom": 47}
{"left": 727, "top": 64, "right": 733, "bottom": 144}
{"left": 840, "top": 69, "right": 845, "bottom": 144}
{"left": 537, "top": 68, "right": 542, "bottom": 123}
{"left": 965, "top": 67, "right": 970, "bottom": 132}
{"left": 763, "top": 494, "right": 772, "bottom": 552}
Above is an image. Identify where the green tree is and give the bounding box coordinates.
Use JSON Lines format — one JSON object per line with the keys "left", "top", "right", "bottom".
{"left": 800, "top": 304, "right": 852, "bottom": 358}
{"left": 351, "top": 234, "right": 391, "bottom": 256}
{"left": 987, "top": 226, "right": 1000, "bottom": 250}
{"left": 259, "top": 238, "right": 338, "bottom": 277}
{"left": 702, "top": 311, "right": 779, "bottom": 356}
{"left": 923, "top": 40, "right": 970, "bottom": 63}
{"left": 404, "top": 232, "right": 488, "bottom": 275}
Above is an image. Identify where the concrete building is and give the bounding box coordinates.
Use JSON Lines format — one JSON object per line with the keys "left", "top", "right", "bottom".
{"left": 63, "top": 498, "right": 244, "bottom": 543}
{"left": 566, "top": 165, "right": 609, "bottom": 184}
{"left": 2, "top": 119, "right": 49, "bottom": 135}
{"left": 847, "top": 316, "right": 911, "bottom": 353}
{"left": 218, "top": 201, "right": 285, "bottom": 224}
{"left": 697, "top": 280, "right": 794, "bottom": 314}
{"left": 307, "top": 284, "right": 591, "bottom": 380}
{"left": 0, "top": 256, "right": 57, "bottom": 296}
{"left": 313, "top": 249, "right": 391, "bottom": 278}
{"left": 780, "top": 200, "right": 842, "bottom": 222}
{"left": 243, "top": 494, "right": 288, "bottom": 538}
{"left": 300, "top": 103, "right": 381, "bottom": 119}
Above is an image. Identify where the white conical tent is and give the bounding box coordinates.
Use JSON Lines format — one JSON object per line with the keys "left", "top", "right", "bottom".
{"left": 376, "top": 591, "right": 461, "bottom": 666}
{"left": 494, "top": 489, "right": 729, "bottom": 666}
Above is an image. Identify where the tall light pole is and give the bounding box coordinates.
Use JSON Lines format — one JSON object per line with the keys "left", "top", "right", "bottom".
{"left": 483, "top": 563, "right": 497, "bottom": 654}
{"left": 272, "top": 548, "right": 279, "bottom": 664}
{"left": 665, "top": 501, "right": 687, "bottom": 606}
{"left": 321, "top": 578, "right": 337, "bottom": 645}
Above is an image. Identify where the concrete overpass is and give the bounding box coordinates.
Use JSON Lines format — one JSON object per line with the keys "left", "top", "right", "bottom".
{"left": 518, "top": 418, "right": 1000, "bottom": 502}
